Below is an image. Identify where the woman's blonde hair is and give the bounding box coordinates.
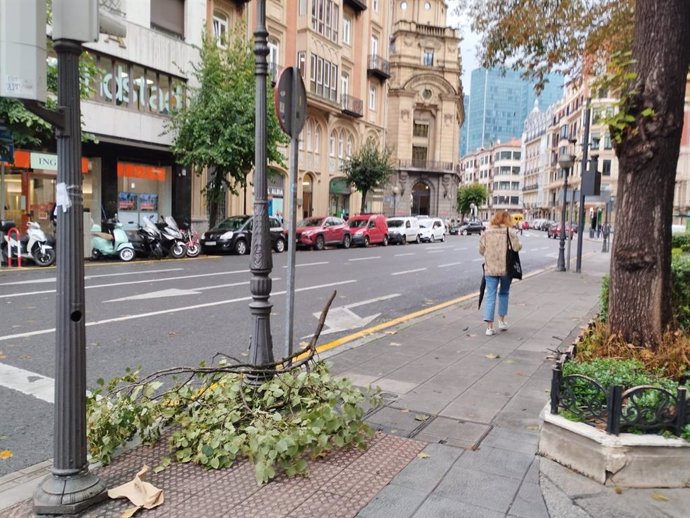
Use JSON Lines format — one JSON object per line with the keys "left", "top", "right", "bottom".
{"left": 490, "top": 211, "right": 512, "bottom": 227}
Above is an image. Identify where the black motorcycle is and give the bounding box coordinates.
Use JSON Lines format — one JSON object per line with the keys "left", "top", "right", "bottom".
{"left": 130, "top": 216, "right": 186, "bottom": 259}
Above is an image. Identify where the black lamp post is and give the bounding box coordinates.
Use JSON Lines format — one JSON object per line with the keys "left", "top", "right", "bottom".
{"left": 246, "top": 0, "right": 275, "bottom": 383}
{"left": 556, "top": 140, "right": 576, "bottom": 272}
{"left": 392, "top": 185, "right": 400, "bottom": 216}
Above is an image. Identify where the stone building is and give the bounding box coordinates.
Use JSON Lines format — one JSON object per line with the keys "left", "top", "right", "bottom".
{"left": 521, "top": 102, "right": 553, "bottom": 220}
{"left": 383, "top": 0, "right": 463, "bottom": 219}
{"left": 192, "top": 0, "right": 393, "bottom": 226}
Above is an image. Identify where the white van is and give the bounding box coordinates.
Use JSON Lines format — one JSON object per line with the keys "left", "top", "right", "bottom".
{"left": 386, "top": 217, "right": 421, "bottom": 244}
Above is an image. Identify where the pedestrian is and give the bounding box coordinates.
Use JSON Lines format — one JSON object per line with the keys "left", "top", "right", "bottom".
{"left": 479, "top": 210, "right": 522, "bottom": 336}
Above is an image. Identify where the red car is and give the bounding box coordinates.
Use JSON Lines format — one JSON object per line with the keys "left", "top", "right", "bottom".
{"left": 296, "top": 216, "right": 352, "bottom": 250}
{"left": 548, "top": 222, "right": 577, "bottom": 239}
{"left": 348, "top": 214, "right": 389, "bottom": 247}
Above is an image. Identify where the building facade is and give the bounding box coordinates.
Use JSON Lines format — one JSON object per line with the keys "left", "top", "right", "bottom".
{"left": 461, "top": 67, "right": 564, "bottom": 157}
{"left": 1, "top": 0, "right": 204, "bottom": 241}
{"left": 383, "top": 0, "right": 463, "bottom": 219}
{"left": 521, "top": 102, "right": 553, "bottom": 219}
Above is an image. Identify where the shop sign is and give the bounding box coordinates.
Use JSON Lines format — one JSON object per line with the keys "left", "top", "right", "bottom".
{"left": 30, "top": 152, "right": 58, "bottom": 170}
{"left": 329, "top": 178, "right": 350, "bottom": 195}
{"left": 117, "top": 162, "right": 167, "bottom": 181}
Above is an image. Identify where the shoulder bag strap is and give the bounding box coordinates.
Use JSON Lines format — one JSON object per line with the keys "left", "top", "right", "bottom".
{"left": 506, "top": 228, "right": 513, "bottom": 251}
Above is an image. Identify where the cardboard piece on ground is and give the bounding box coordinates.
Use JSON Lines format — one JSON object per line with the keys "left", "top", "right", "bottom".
{"left": 107, "top": 465, "right": 164, "bottom": 517}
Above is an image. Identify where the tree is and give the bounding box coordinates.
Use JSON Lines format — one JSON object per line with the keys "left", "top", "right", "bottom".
{"left": 342, "top": 138, "right": 394, "bottom": 214}
{"left": 461, "top": 0, "right": 690, "bottom": 347}
{"left": 457, "top": 184, "right": 487, "bottom": 219}
{"left": 167, "top": 29, "right": 286, "bottom": 228}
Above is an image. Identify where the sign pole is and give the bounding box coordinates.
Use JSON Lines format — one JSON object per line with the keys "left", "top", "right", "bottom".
{"left": 0, "top": 162, "right": 5, "bottom": 222}
{"left": 274, "top": 67, "right": 306, "bottom": 361}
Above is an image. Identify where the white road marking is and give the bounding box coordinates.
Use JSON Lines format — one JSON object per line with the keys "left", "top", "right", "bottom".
{"left": 426, "top": 246, "right": 445, "bottom": 250}
{"left": 426, "top": 250, "right": 445, "bottom": 254}
{"left": 472, "top": 257, "right": 484, "bottom": 262}
{"left": 394, "top": 253, "right": 415, "bottom": 257}
{"left": 348, "top": 257, "right": 381, "bottom": 262}
{"left": 282, "top": 261, "right": 329, "bottom": 268}
{"left": 453, "top": 247, "right": 468, "bottom": 251}
{"left": 0, "top": 280, "right": 357, "bottom": 342}
{"left": 540, "top": 246, "right": 550, "bottom": 250}
{"left": 0, "top": 363, "right": 54, "bottom": 403}
{"left": 0, "top": 269, "right": 251, "bottom": 299}
{"left": 104, "top": 279, "right": 282, "bottom": 302}
{"left": 438, "top": 262, "right": 462, "bottom": 268}
{"left": 0, "top": 268, "right": 184, "bottom": 287}
{"left": 302, "top": 293, "right": 401, "bottom": 337}
{"left": 391, "top": 268, "right": 426, "bottom": 276}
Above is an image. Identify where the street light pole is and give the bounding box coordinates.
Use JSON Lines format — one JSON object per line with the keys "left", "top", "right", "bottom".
{"left": 556, "top": 140, "right": 576, "bottom": 272}
{"left": 247, "top": 0, "right": 275, "bottom": 383}
{"left": 575, "top": 102, "right": 591, "bottom": 273}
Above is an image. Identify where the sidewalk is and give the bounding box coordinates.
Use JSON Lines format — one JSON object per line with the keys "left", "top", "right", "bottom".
{"left": 2, "top": 252, "right": 688, "bottom": 517}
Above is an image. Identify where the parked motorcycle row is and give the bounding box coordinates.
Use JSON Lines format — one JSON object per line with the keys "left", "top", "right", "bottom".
{"left": 1, "top": 215, "right": 200, "bottom": 267}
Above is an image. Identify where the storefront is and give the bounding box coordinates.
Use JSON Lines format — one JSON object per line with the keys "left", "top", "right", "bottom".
{"left": 329, "top": 177, "right": 350, "bottom": 218}
{"left": 0, "top": 150, "right": 92, "bottom": 233}
{"left": 116, "top": 161, "right": 171, "bottom": 230}
{"left": 267, "top": 172, "right": 285, "bottom": 219}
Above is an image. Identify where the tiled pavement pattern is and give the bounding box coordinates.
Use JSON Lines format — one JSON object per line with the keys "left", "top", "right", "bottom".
{"left": 0, "top": 433, "right": 424, "bottom": 518}
{"left": 4, "top": 253, "right": 690, "bottom": 517}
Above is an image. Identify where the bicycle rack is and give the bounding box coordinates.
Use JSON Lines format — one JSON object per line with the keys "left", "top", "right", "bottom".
{"left": 6, "top": 227, "right": 21, "bottom": 268}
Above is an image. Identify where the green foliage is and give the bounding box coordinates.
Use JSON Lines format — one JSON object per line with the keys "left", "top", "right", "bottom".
{"left": 682, "top": 425, "right": 690, "bottom": 442}
{"left": 599, "top": 275, "right": 609, "bottom": 323}
{"left": 672, "top": 234, "right": 690, "bottom": 252}
{"left": 562, "top": 358, "right": 677, "bottom": 410}
{"left": 86, "top": 361, "right": 378, "bottom": 484}
{"left": 456, "top": 184, "right": 487, "bottom": 219}
{"left": 167, "top": 28, "right": 287, "bottom": 227}
{"left": 341, "top": 138, "right": 394, "bottom": 214}
{"left": 671, "top": 254, "right": 690, "bottom": 331}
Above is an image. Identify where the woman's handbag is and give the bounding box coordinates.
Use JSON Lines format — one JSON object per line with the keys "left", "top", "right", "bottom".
{"left": 506, "top": 229, "right": 522, "bottom": 280}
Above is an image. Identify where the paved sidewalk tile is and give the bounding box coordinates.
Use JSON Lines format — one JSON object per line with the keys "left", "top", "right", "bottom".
{"left": 432, "top": 465, "right": 522, "bottom": 513}
{"left": 390, "top": 443, "right": 462, "bottom": 493}
{"left": 357, "top": 484, "right": 427, "bottom": 518}
{"left": 453, "top": 445, "right": 534, "bottom": 481}
{"left": 508, "top": 482, "right": 550, "bottom": 518}
{"left": 413, "top": 417, "right": 490, "bottom": 449}
{"left": 413, "top": 495, "right": 504, "bottom": 518}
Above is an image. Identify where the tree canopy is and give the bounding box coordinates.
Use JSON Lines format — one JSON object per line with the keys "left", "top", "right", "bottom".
{"left": 341, "top": 138, "right": 394, "bottom": 214}
{"left": 167, "top": 29, "right": 286, "bottom": 227}
{"left": 456, "top": 183, "right": 487, "bottom": 218}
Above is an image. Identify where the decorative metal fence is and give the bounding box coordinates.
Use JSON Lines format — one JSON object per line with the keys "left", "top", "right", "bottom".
{"left": 549, "top": 347, "right": 689, "bottom": 436}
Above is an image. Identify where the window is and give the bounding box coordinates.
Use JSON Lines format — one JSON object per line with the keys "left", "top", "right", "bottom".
{"left": 297, "top": 51, "right": 306, "bottom": 77}
{"left": 604, "top": 133, "right": 612, "bottom": 150}
{"left": 212, "top": 10, "right": 228, "bottom": 46}
{"left": 422, "top": 49, "right": 434, "bottom": 66}
{"left": 368, "top": 83, "right": 376, "bottom": 110}
{"left": 346, "top": 134, "right": 354, "bottom": 157}
{"left": 311, "top": 0, "right": 339, "bottom": 42}
{"left": 343, "top": 16, "right": 351, "bottom": 45}
{"left": 341, "top": 72, "right": 349, "bottom": 97}
{"left": 371, "top": 35, "right": 379, "bottom": 56}
{"left": 329, "top": 131, "right": 336, "bottom": 156}
{"left": 602, "top": 159, "right": 612, "bottom": 176}
{"left": 591, "top": 134, "right": 600, "bottom": 150}
{"left": 413, "top": 122, "right": 429, "bottom": 137}
{"left": 309, "top": 53, "right": 337, "bottom": 101}
{"left": 373, "top": 0, "right": 378, "bottom": 11}
{"left": 338, "top": 131, "right": 344, "bottom": 158}
{"left": 412, "top": 146, "right": 427, "bottom": 165}
{"left": 151, "top": 0, "right": 184, "bottom": 37}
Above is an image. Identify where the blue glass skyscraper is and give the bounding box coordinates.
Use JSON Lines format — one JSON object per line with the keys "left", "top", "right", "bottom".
{"left": 460, "top": 68, "right": 564, "bottom": 156}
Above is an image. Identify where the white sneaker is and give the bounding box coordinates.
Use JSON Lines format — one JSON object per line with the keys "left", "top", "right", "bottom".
{"left": 498, "top": 320, "right": 509, "bottom": 331}
{"left": 486, "top": 328, "right": 496, "bottom": 336}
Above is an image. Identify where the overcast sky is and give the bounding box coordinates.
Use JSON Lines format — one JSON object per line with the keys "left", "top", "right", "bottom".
{"left": 447, "top": 11, "right": 481, "bottom": 93}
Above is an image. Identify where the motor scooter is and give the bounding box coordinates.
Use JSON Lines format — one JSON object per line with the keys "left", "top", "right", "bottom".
{"left": 158, "top": 216, "right": 188, "bottom": 258}
{"left": 180, "top": 217, "right": 201, "bottom": 258}
{"left": 1, "top": 220, "right": 56, "bottom": 267}
{"left": 91, "top": 219, "right": 135, "bottom": 262}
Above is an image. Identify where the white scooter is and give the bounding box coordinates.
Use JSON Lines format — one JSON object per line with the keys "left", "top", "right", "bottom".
{"left": 1, "top": 221, "right": 56, "bottom": 267}
{"left": 91, "top": 219, "right": 136, "bottom": 262}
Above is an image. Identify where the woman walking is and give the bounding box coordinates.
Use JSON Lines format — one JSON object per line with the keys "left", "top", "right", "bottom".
{"left": 479, "top": 211, "right": 522, "bottom": 335}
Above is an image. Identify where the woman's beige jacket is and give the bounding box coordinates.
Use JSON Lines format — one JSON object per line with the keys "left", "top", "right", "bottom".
{"left": 479, "top": 225, "right": 522, "bottom": 276}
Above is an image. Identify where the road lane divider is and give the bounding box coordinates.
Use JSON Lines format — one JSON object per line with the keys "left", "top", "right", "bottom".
{"left": 0, "top": 268, "right": 185, "bottom": 287}
{"left": 438, "top": 262, "right": 462, "bottom": 268}
{"left": 0, "top": 279, "right": 357, "bottom": 342}
{"left": 391, "top": 268, "right": 426, "bottom": 276}
{"left": 348, "top": 257, "right": 381, "bottom": 262}
{"left": 394, "top": 253, "right": 414, "bottom": 257}
{"left": 0, "top": 363, "right": 54, "bottom": 403}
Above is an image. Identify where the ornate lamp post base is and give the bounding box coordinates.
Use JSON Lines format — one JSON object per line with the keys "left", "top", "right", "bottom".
{"left": 34, "top": 470, "right": 107, "bottom": 515}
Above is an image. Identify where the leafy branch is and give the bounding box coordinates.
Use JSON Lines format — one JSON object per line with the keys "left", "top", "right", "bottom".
{"left": 86, "top": 291, "right": 381, "bottom": 484}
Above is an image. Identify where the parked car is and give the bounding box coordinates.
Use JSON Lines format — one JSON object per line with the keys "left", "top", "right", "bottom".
{"left": 348, "top": 214, "right": 389, "bottom": 247}
{"left": 457, "top": 220, "right": 485, "bottom": 235}
{"left": 296, "top": 216, "right": 351, "bottom": 250}
{"left": 418, "top": 217, "right": 446, "bottom": 242}
{"left": 547, "top": 222, "right": 577, "bottom": 239}
{"left": 386, "top": 217, "right": 421, "bottom": 244}
{"left": 201, "top": 215, "right": 286, "bottom": 255}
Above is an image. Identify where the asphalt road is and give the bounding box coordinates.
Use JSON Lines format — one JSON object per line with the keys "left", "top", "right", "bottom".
{"left": 0, "top": 230, "right": 602, "bottom": 475}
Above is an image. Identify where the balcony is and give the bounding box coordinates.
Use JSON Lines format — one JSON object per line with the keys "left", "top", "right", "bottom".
{"left": 523, "top": 183, "right": 539, "bottom": 192}
{"left": 340, "top": 94, "right": 363, "bottom": 118}
{"left": 268, "top": 62, "right": 283, "bottom": 86}
{"left": 398, "top": 159, "right": 456, "bottom": 172}
{"left": 343, "top": 0, "right": 367, "bottom": 12}
{"left": 308, "top": 82, "right": 339, "bottom": 108}
{"left": 367, "top": 55, "right": 391, "bottom": 80}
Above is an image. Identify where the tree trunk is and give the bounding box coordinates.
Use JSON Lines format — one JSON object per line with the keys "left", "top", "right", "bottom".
{"left": 207, "top": 169, "right": 224, "bottom": 228}
{"left": 609, "top": 0, "right": 690, "bottom": 346}
{"left": 360, "top": 189, "right": 368, "bottom": 214}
